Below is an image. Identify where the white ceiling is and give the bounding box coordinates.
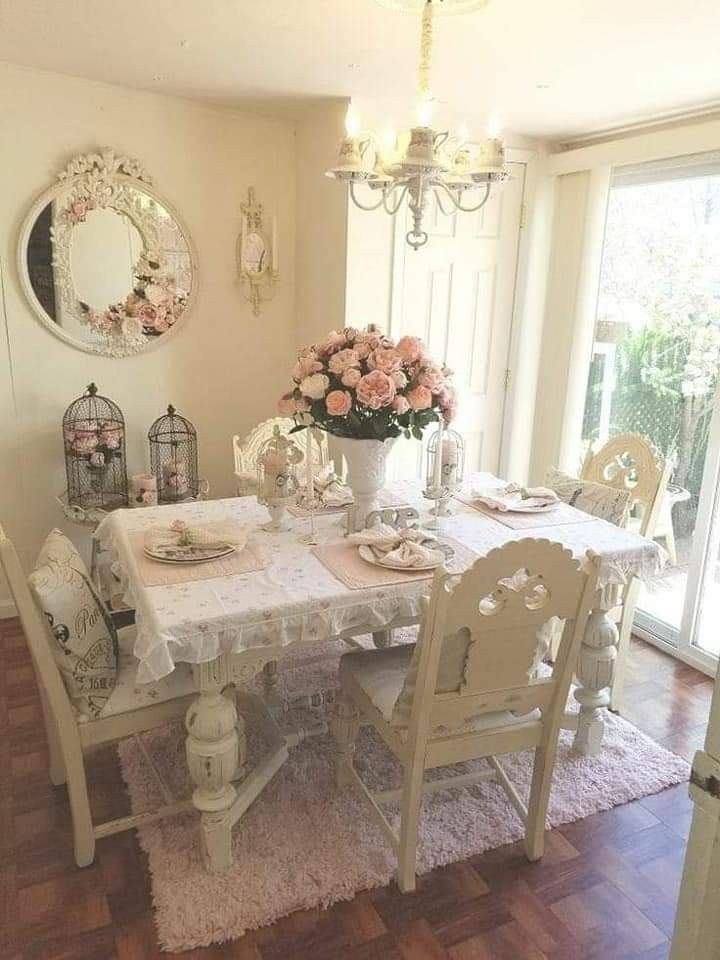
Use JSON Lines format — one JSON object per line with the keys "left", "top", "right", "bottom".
{"left": 1, "top": 0, "right": 719, "bottom": 141}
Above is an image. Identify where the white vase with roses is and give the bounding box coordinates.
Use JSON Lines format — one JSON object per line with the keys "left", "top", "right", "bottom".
{"left": 279, "top": 325, "right": 456, "bottom": 530}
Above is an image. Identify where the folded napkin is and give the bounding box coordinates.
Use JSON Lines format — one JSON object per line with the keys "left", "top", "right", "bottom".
{"left": 144, "top": 520, "right": 247, "bottom": 553}
{"left": 349, "top": 523, "right": 445, "bottom": 568}
{"left": 313, "top": 463, "right": 353, "bottom": 507}
{"left": 470, "top": 482, "right": 559, "bottom": 512}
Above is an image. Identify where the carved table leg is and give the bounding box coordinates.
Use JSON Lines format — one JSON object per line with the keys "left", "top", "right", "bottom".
{"left": 185, "top": 662, "right": 244, "bottom": 872}
{"left": 572, "top": 594, "right": 619, "bottom": 757}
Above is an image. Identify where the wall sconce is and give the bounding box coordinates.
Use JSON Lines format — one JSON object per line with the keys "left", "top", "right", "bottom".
{"left": 238, "top": 187, "right": 279, "bottom": 316}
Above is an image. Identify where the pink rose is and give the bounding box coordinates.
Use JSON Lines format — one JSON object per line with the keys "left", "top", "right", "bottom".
{"left": 396, "top": 335, "right": 424, "bottom": 363}
{"left": 438, "top": 385, "right": 458, "bottom": 424}
{"left": 71, "top": 432, "right": 98, "bottom": 456}
{"left": 407, "top": 385, "right": 433, "bottom": 411}
{"left": 145, "top": 283, "right": 170, "bottom": 307}
{"left": 300, "top": 373, "right": 330, "bottom": 400}
{"left": 328, "top": 348, "right": 360, "bottom": 375}
{"left": 356, "top": 370, "right": 396, "bottom": 410}
{"left": 316, "top": 330, "right": 347, "bottom": 355}
{"left": 293, "top": 356, "right": 324, "bottom": 380}
{"left": 278, "top": 394, "right": 296, "bottom": 416}
{"left": 368, "top": 347, "right": 402, "bottom": 375}
{"left": 89, "top": 451, "right": 105, "bottom": 468}
{"left": 391, "top": 370, "right": 408, "bottom": 390}
{"left": 417, "top": 364, "right": 445, "bottom": 393}
{"left": 88, "top": 310, "right": 115, "bottom": 333}
{"left": 393, "top": 395, "right": 410, "bottom": 415}
{"left": 354, "top": 340, "right": 372, "bottom": 360}
{"left": 137, "top": 302, "right": 158, "bottom": 327}
{"left": 325, "top": 390, "right": 352, "bottom": 417}
{"left": 342, "top": 367, "right": 362, "bottom": 388}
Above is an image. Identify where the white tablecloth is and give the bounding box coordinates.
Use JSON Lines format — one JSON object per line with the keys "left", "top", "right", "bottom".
{"left": 95, "top": 475, "right": 665, "bottom": 684}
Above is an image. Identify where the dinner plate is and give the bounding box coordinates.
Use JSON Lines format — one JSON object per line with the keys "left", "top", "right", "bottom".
{"left": 357, "top": 543, "right": 448, "bottom": 572}
{"left": 144, "top": 543, "right": 236, "bottom": 564}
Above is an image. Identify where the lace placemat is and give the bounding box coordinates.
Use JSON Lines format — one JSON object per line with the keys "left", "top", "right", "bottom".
{"left": 312, "top": 536, "right": 476, "bottom": 590}
{"left": 129, "top": 531, "right": 267, "bottom": 587}
{"left": 454, "top": 493, "right": 594, "bottom": 530}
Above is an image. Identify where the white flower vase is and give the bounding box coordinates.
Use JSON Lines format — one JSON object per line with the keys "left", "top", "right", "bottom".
{"left": 335, "top": 436, "right": 397, "bottom": 533}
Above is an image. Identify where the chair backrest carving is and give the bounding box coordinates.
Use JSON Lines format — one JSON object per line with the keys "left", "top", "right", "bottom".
{"left": 581, "top": 432, "right": 671, "bottom": 536}
{"left": 400, "top": 539, "right": 599, "bottom": 737}
{"left": 0, "top": 524, "right": 77, "bottom": 734}
{"left": 233, "top": 417, "right": 328, "bottom": 490}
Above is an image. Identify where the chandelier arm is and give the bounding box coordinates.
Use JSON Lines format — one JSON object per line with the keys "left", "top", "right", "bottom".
{"left": 432, "top": 185, "right": 459, "bottom": 218}
{"left": 433, "top": 179, "right": 491, "bottom": 213}
{"left": 383, "top": 183, "right": 409, "bottom": 215}
{"left": 348, "top": 181, "right": 387, "bottom": 212}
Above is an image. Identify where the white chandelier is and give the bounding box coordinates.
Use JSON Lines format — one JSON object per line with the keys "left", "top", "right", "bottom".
{"left": 326, "top": 0, "right": 508, "bottom": 250}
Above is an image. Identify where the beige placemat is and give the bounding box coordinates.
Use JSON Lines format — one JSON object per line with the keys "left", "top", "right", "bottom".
{"left": 313, "top": 536, "right": 476, "bottom": 590}
{"left": 129, "top": 531, "right": 267, "bottom": 587}
{"left": 454, "top": 492, "right": 594, "bottom": 529}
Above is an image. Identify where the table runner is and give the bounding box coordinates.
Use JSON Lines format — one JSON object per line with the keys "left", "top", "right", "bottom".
{"left": 454, "top": 492, "right": 595, "bottom": 530}
{"left": 129, "top": 531, "right": 268, "bottom": 587}
{"left": 312, "top": 536, "right": 475, "bottom": 590}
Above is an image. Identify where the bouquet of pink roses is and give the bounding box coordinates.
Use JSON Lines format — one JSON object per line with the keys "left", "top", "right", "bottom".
{"left": 278, "top": 326, "right": 456, "bottom": 441}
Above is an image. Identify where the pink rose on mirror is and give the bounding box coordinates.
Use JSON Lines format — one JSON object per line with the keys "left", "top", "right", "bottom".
{"left": 293, "top": 355, "right": 324, "bottom": 380}
{"left": 328, "top": 348, "right": 361, "bottom": 375}
{"left": 396, "top": 335, "right": 424, "bottom": 364}
{"left": 325, "top": 390, "right": 352, "bottom": 417}
{"left": 356, "top": 370, "right": 396, "bottom": 410}
{"left": 278, "top": 394, "right": 296, "bottom": 416}
{"left": 368, "top": 347, "right": 402, "bottom": 375}
{"left": 87, "top": 309, "right": 115, "bottom": 333}
{"left": 407, "top": 384, "right": 433, "bottom": 411}
{"left": 171, "top": 301, "right": 184, "bottom": 321}
{"left": 391, "top": 370, "right": 408, "bottom": 390}
{"left": 121, "top": 316, "right": 144, "bottom": 340}
{"left": 123, "top": 293, "right": 144, "bottom": 317}
{"left": 392, "top": 395, "right": 411, "bottom": 415}
{"left": 341, "top": 367, "right": 362, "bottom": 388}
{"left": 152, "top": 311, "right": 171, "bottom": 333}
{"left": 300, "top": 373, "right": 330, "bottom": 400}
{"left": 144, "top": 283, "right": 170, "bottom": 307}
{"left": 89, "top": 451, "right": 105, "bottom": 468}
{"left": 137, "top": 302, "right": 158, "bottom": 326}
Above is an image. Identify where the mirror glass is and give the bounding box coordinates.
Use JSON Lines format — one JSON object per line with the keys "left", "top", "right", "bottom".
{"left": 24, "top": 178, "right": 194, "bottom": 355}
{"left": 242, "top": 231, "right": 267, "bottom": 275}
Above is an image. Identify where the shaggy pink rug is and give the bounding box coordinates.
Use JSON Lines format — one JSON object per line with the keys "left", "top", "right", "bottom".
{"left": 118, "top": 633, "right": 689, "bottom": 952}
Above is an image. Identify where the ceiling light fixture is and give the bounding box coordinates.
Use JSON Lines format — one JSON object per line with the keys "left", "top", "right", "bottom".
{"left": 326, "top": 0, "right": 508, "bottom": 249}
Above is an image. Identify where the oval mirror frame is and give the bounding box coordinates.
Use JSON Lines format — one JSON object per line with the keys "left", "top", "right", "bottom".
{"left": 17, "top": 148, "right": 199, "bottom": 358}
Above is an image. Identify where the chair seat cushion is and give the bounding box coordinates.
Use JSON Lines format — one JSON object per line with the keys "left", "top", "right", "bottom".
{"left": 99, "top": 627, "right": 195, "bottom": 719}
{"left": 339, "top": 646, "right": 540, "bottom": 734}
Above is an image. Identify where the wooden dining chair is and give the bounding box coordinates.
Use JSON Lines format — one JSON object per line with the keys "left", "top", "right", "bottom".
{"left": 581, "top": 433, "right": 672, "bottom": 712}
{"left": 233, "top": 417, "right": 329, "bottom": 496}
{"left": 0, "top": 523, "right": 196, "bottom": 867}
{"left": 332, "top": 539, "right": 600, "bottom": 893}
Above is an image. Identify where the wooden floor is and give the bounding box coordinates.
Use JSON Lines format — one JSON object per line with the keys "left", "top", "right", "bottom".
{"left": 0, "top": 616, "right": 712, "bottom": 960}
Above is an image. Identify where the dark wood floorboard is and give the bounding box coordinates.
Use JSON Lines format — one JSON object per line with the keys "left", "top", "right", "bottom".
{"left": 0, "top": 618, "right": 710, "bottom": 959}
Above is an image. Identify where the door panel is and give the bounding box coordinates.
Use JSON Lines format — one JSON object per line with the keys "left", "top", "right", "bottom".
{"left": 387, "top": 161, "right": 526, "bottom": 481}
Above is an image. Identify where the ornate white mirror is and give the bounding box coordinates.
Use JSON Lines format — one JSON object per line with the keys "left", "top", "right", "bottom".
{"left": 19, "top": 149, "right": 198, "bottom": 357}
{"left": 237, "top": 187, "right": 279, "bottom": 316}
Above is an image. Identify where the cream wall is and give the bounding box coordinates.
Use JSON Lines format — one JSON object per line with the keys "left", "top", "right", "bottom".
{"left": 295, "top": 101, "right": 349, "bottom": 346}
{"left": 0, "top": 62, "right": 297, "bottom": 609}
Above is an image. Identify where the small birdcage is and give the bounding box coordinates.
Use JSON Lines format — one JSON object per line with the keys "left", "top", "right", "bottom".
{"left": 256, "top": 425, "right": 302, "bottom": 530}
{"left": 426, "top": 424, "right": 465, "bottom": 494}
{"left": 148, "top": 405, "right": 199, "bottom": 504}
{"left": 63, "top": 383, "right": 128, "bottom": 510}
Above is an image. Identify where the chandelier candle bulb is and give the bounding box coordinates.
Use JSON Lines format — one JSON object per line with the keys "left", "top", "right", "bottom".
{"left": 477, "top": 137, "right": 506, "bottom": 172}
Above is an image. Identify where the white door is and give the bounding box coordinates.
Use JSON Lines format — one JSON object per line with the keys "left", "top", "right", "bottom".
{"left": 386, "top": 161, "right": 526, "bottom": 481}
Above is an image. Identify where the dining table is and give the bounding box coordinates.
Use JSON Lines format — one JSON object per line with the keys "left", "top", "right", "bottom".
{"left": 95, "top": 473, "right": 665, "bottom": 872}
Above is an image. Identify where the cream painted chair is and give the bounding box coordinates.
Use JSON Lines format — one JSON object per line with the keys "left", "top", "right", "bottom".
{"left": 0, "top": 524, "right": 196, "bottom": 867}
{"left": 581, "top": 432, "right": 672, "bottom": 712}
{"left": 332, "top": 539, "right": 599, "bottom": 893}
{"left": 232, "top": 417, "right": 329, "bottom": 496}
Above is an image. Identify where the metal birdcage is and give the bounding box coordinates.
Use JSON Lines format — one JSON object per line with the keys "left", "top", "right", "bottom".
{"left": 148, "top": 404, "right": 199, "bottom": 503}
{"left": 62, "top": 382, "right": 128, "bottom": 510}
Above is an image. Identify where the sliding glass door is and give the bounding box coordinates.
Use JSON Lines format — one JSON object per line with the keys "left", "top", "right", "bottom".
{"left": 581, "top": 155, "right": 720, "bottom": 671}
